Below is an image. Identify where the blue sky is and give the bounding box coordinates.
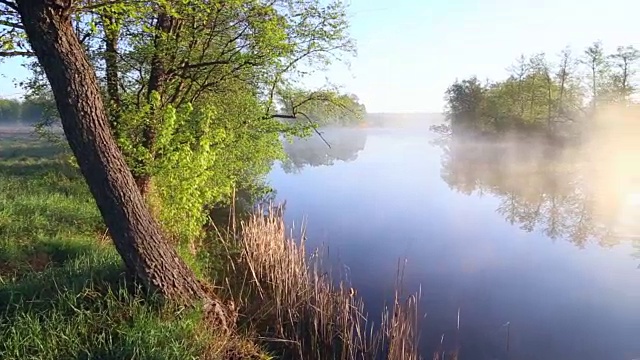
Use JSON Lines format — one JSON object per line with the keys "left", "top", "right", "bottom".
{"left": 309, "top": 0, "right": 640, "bottom": 112}
{"left": 1, "top": 0, "right": 639, "bottom": 113}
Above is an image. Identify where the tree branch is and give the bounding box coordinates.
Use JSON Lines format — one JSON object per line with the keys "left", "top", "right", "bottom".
{"left": 0, "top": 0, "right": 17, "bottom": 11}
{"left": 298, "top": 111, "right": 331, "bottom": 149}
{"left": 0, "top": 18, "right": 22, "bottom": 29}
{"left": 173, "top": 60, "right": 231, "bottom": 72}
{"left": 79, "top": 0, "right": 131, "bottom": 12}
{"left": 269, "top": 114, "right": 332, "bottom": 149}
{"left": 79, "top": 31, "right": 92, "bottom": 45}
{"left": 270, "top": 114, "right": 296, "bottom": 119}
{"left": 0, "top": 50, "right": 34, "bottom": 57}
{"left": 170, "top": 58, "right": 263, "bottom": 74}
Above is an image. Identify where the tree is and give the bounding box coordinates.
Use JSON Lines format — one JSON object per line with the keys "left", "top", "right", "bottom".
{"left": 581, "top": 41, "right": 610, "bottom": 109}
{"left": 9, "top": 0, "right": 228, "bottom": 319}
{"left": 440, "top": 41, "right": 640, "bottom": 135}
{"left": 0, "top": 98, "right": 21, "bottom": 123}
{"left": 444, "top": 76, "right": 486, "bottom": 132}
{"left": 86, "top": 0, "right": 356, "bottom": 197}
{"left": 555, "top": 46, "right": 583, "bottom": 119}
{"left": 0, "top": 97, "right": 50, "bottom": 124}
{"left": 20, "top": 96, "right": 49, "bottom": 124}
{"left": 534, "top": 54, "right": 555, "bottom": 127}
{"left": 507, "top": 54, "right": 530, "bottom": 117}
{"left": 524, "top": 53, "right": 552, "bottom": 126}
{"left": 444, "top": 67, "right": 561, "bottom": 133}
{"left": 2, "top": 0, "right": 357, "bottom": 312}
{"left": 5, "top": 0, "right": 356, "bottom": 243}
{"left": 609, "top": 45, "right": 640, "bottom": 104}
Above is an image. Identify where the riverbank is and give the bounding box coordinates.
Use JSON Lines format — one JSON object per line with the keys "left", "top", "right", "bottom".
{"left": 0, "top": 131, "right": 420, "bottom": 359}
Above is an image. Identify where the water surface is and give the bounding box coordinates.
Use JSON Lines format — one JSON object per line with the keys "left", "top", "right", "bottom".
{"left": 268, "top": 122, "right": 640, "bottom": 360}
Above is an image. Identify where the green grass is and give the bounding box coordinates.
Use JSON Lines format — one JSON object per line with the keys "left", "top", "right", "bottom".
{"left": 0, "top": 134, "right": 248, "bottom": 360}
{"left": 0, "top": 136, "right": 99, "bottom": 279}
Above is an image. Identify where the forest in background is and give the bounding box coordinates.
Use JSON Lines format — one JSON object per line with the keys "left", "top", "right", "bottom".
{"left": 0, "top": 97, "right": 48, "bottom": 124}
{"left": 442, "top": 42, "right": 640, "bottom": 136}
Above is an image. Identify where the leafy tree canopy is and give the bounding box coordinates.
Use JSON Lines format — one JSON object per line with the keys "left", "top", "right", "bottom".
{"left": 0, "top": 0, "right": 363, "bottom": 243}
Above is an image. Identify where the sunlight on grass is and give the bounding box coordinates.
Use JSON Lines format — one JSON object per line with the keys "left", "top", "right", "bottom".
{"left": 0, "top": 134, "right": 261, "bottom": 360}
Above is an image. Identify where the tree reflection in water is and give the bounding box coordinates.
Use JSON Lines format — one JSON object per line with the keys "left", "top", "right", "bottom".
{"left": 438, "top": 128, "right": 640, "bottom": 256}
{"left": 281, "top": 128, "right": 367, "bottom": 173}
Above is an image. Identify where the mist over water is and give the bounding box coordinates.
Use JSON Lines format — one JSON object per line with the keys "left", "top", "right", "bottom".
{"left": 267, "top": 114, "right": 640, "bottom": 360}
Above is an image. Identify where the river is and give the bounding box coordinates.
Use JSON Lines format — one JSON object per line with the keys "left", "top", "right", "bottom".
{"left": 267, "top": 120, "right": 640, "bottom": 360}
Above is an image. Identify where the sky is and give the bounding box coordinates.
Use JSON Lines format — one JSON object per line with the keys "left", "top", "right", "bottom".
{"left": 2, "top": 0, "right": 640, "bottom": 113}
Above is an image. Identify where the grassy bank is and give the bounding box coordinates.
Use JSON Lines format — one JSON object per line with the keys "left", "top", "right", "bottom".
{"left": 0, "top": 134, "right": 262, "bottom": 359}
{"left": 0, "top": 131, "right": 420, "bottom": 359}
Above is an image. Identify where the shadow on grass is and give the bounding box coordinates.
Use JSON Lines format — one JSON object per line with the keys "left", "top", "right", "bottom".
{"left": 0, "top": 238, "right": 97, "bottom": 278}
{"left": 0, "top": 141, "right": 100, "bottom": 258}
{"left": 0, "top": 253, "right": 127, "bottom": 312}
{"left": 1, "top": 255, "right": 265, "bottom": 360}
{"left": 0, "top": 253, "right": 219, "bottom": 360}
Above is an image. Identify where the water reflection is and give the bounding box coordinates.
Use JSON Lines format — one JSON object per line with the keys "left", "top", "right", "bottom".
{"left": 268, "top": 124, "right": 640, "bottom": 360}
{"left": 281, "top": 128, "right": 367, "bottom": 173}
{"left": 439, "top": 132, "right": 640, "bottom": 257}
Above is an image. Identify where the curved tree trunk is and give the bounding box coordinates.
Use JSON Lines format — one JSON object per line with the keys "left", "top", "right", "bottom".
{"left": 16, "top": 0, "right": 225, "bottom": 318}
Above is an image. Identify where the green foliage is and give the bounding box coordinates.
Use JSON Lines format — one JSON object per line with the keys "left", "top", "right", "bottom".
{"left": 102, "top": 0, "right": 357, "bottom": 243}
{"left": 444, "top": 76, "right": 486, "bottom": 127}
{"left": 114, "top": 87, "right": 285, "bottom": 242}
{"left": 444, "top": 42, "right": 640, "bottom": 134}
{"left": 1, "top": 0, "right": 360, "bottom": 246}
{"left": 608, "top": 45, "right": 640, "bottom": 102}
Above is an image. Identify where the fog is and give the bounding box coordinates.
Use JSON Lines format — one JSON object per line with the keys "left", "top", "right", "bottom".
{"left": 271, "top": 109, "right": 640, "bottom": 360}
{"left": 0, "top": 124, "right": 37, "bottom": 137}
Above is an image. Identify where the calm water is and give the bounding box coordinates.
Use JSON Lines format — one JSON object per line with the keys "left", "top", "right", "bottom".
{"left": 268, "top": 123, "right": 640, "bottom": 360}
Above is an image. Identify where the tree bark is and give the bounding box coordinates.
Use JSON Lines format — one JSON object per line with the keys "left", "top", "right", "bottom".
{"left": 15, "top": 0, "right": 225, "bottom": 316}
{"left": 102, "top": 13, "right": 122, "bottom": 138}
{"left": 135, "top": 11, "right": 173, "bottom": 196}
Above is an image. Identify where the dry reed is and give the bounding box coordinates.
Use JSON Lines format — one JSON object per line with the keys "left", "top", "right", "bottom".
{"left": 228, "top": 204, "right": 422, "bottom": 360}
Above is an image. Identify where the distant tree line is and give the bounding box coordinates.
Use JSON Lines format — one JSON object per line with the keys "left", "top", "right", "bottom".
{"left": 0, "top": 97, "right": 50, "bottom": 125}
{"left": 444, "top": 42, "right": 640, "bottom": 134}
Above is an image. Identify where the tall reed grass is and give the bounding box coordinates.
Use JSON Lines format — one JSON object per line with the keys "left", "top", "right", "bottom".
{"left": 223, "top": 205, "right": 422, "bottom": 360}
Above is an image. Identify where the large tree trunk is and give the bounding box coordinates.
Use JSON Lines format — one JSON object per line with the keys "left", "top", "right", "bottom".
{"left": 16, "top": 0, "right": 225, "bottom": 317}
